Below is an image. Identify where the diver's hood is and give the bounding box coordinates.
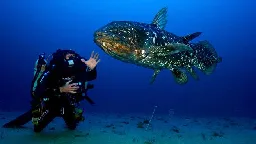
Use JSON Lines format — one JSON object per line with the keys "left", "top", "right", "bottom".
{"left": 48, "top": 49, "right": 84, "bottom": 78}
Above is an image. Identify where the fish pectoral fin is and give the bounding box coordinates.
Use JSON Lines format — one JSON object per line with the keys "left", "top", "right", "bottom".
{"left": 151, "top": 7, "right": 168, "bottom": 29}
{"left": 185, "top": 66, "right": 199, "bottom": 80}
{"left": 170, "top": 68, "right": 188, "bottom": 84}
{"left": 148, "top": 43, "right": 193, "bottom": 57}
{"left": 165, "top": 43, "right": 193, "bottom": 55}
{"left": 150, "top": 70, "right": 161, "bottom": 84}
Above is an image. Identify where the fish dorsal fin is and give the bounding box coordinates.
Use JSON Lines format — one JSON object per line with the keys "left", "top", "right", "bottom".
{"left": 182, "top": 32, "right": 202, "bottom": 44}
{"left": 152, "top": 7, "right": 168, "bottom": 29}
{"left": 149, "top": 43, "right": 193, "bottom": 57}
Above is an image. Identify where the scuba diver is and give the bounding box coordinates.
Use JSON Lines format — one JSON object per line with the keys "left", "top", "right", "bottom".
{"left": 3, "top": 49, "right": 100, "bottom": 132}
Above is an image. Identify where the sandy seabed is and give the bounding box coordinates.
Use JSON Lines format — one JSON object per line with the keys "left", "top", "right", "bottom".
{"left": 0, "top": 111, "right": 255, "bottom": 144}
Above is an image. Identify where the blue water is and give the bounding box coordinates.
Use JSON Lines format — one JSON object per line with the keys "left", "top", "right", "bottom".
{"left": 1, "top": 0, "right": 255, "bottom": 119}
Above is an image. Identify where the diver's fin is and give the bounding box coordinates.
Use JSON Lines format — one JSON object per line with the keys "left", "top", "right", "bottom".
{"left": 185, "top": 66, "right": 199, "bottom": 80}
{"left": 2, "top": 109, "right": 32, "bottom": 128}
{"left": 149, "top": 43, "right": 193, "bottom": 57}
{"left": 170, "top": 68, "right": 188, "bottom": 84}
{"left": 152, "top": 7, "right": 168, "bottom": 29}
{"left": 182, "top": 32, "right": 202, "bottom": 44}
{"left": 150, "top": 69, "right": 160, "bottom": 84}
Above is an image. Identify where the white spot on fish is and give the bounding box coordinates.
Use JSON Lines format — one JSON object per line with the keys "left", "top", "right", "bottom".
{"left": 153, "top": 32, "right": 157, "bottom": 37}
{"left": 142, "top": 50, "right": 146, "bottom": 57}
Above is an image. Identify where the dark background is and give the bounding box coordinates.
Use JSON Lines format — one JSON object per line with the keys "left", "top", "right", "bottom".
{"left": 1, "top": 0, "right": 255, "bottom": 117}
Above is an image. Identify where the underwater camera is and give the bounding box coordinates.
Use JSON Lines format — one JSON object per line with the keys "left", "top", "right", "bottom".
{"left": 63, "top": 78, "right": 95, "bottom": 105}
{"left": 76, "top": 81, "right": 83, "bottom": 93}
{"left": 62, "top": 78, "right": 85, "bottom": 95}
{"left": 74, "top": 81, "right": 94, "bottom": 93}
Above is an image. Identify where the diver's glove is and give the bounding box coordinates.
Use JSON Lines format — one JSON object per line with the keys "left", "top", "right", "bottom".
{"left": 59, "top": 80, "right": 79, "bottom": 94}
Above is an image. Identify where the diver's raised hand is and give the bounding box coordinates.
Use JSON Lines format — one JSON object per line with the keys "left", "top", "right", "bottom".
{"left": 59, "top": 80, "right": 79, "bottom": 94}
{"left": 81, "top": 51, "right": 100, "bottom": 70}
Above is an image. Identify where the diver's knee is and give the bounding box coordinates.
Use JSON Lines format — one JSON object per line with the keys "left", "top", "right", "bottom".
{"left": 33, "top": 125, "right": 43, "bottom": 133}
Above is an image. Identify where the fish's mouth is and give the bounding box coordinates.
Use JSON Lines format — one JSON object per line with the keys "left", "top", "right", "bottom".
{"left": 94, "top": 31, "right": 133, "bottom": 58}
{"left": 94, "top": 32, "right": 117, "bottom": 56}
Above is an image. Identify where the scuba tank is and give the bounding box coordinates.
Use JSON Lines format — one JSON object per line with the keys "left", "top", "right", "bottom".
{"left": 31, "top": 53, "right": 48, "bottom": 97}
{"left": 30, "top": 53, "right": 49, "bottom": 125}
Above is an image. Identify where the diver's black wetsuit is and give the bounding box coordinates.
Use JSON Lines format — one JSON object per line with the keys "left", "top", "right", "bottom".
{"left": 31, "top": 51, "right": 97, "bottom": 132}
{"left": 3, "top": 50, "right": 97, "bottom": 132}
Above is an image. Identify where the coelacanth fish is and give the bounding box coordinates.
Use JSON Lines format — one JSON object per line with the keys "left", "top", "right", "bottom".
{"left": 94, "top": 7, "right": 222, "bottom": 84}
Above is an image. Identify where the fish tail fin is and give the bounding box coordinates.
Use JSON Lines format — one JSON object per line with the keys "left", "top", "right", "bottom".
{"left": 170, "top": 68, "right": 188, "bottom": 85}
{"left": 193, "top": 40, "right": 222, "bottom": 75}
{"left": 152, "top": 7, "right": 168, "bottom": 29}
{"left": 182, "top": 32, "right": 202, "bottom": 44}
